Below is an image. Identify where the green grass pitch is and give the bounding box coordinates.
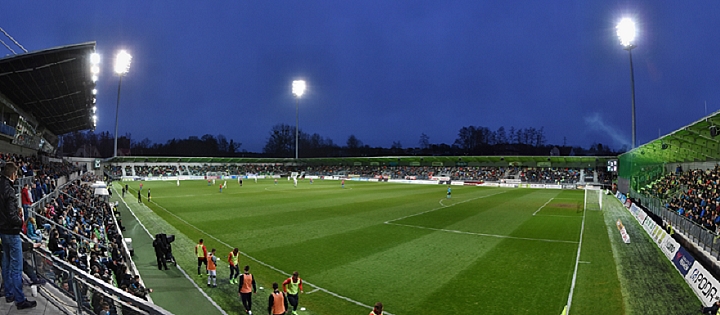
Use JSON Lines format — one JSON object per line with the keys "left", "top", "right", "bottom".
{"left": 123, "top": 179, "right": 629, "bottom": 314}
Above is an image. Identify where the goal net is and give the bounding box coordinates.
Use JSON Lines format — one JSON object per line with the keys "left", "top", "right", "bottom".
{"left": 584, "top": 186, "right": 602, "bottom": 211}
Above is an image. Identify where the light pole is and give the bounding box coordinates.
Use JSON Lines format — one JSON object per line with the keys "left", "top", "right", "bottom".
{"left": 113, "top": 50, "right": 132, "bottom": 157}
{"left": 616, "top": 18, "right": 637, "bottom": 149}
{"left": 292, "top": 80, "right": 306, "bottom": 160}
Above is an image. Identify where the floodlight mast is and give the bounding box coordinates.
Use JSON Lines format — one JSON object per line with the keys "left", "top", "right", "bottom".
{"left": 617, "top": 18, "right": 637, "bottom": 149}
{"left": 113, "top": 50, "right": 132, "bottom": 158}
{"left": 292, "top": 80, "right": 306, "bottom": 160}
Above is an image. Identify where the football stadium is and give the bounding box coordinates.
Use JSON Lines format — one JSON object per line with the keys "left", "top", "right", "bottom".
{"left": 2, "top": 9, "right": 720, "bottom": 315}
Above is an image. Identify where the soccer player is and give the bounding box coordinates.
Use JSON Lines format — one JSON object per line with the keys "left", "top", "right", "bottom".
{"left": 147, "top": 188, "right": 151, "bottom": 201}
{"left": 137, "top": 190, "right": 142, "bottom": 203}
{"left": 239, "top": 178, "right": 243, "bottom": 186}
{"left": 228, "top": 248, "right": 240, "bottom": 284}
{"left": 267, "top": 282, "right": 288, "bottom": 315}
{"left": 238, "top": 265, "right": 256, "bottom": 314}
{"left": 341, "top": 179, "right": 345, "bottom": 188}
{"left": 293, "top": 176, "right": 298, "bottom": 188}
{"left": 274, "top": 179, "right": 278, "bottom": 185}
{"left": 195, "top": 239, "right": 208, "bottom": 276}
{"left": 282, "top": 271, "right": 304, "bottom": 315}
{"left": 309, "top": 178, "right": 313, "bottom": 184}
{"left": 139, "top": 182, "right": 143, "bottom": 191}
{"left": 447, "top": 185, "right": 451, "bottom": 199}
{"left": 370, "top": 302, "right": 383, "bottom": 315}
{"left": 223, "top": 180, "right": 227, "bottom": 189}
{"left": 207, "top": 248, "right": 217, "bottom": 287}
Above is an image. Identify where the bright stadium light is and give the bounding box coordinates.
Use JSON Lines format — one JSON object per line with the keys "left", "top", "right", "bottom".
{"left": 114, "top": 50, "right": 132, "bottom": 75}
{"left": 292, "top": 80, "right": 306, "bottom": 98}
{"left": 616, "top": 18, "right": 636, "bottom": 47}
{"left": 92, "top": 89, "right": 97, "bottom": 95}
{"left": 92, "top": 74, "right": 98, "bottom": 83}
{"left": 91, "top": 65, "right": 100, "bottom": 75}
{"left": 113, "top": 49, "right": 133, "bottom": 157}
{"left": 93, "top": 106, "right": 97, "bottom": 113}
{"left": 292, "top": 80, "right": 306, "bottom": 160}
{"left": 90, "top": 52, "right": 101, "bottom": 65}
{"left": 616, "top": 17, "right": 638, "bottom": 148}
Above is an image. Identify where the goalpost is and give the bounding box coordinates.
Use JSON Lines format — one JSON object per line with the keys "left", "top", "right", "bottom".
{"left": 584, "top": 185, "right": 602, "bottom": 211}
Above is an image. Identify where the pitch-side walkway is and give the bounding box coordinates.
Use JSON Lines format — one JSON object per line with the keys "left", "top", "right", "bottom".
{"left": 111, "top": 191, "right": 223, "bottom": 315}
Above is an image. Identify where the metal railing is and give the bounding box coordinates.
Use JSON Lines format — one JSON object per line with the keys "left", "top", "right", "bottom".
{"left": 24, "top": 239, "right": 172, "bottom": 315}
{"left": 631, "top": 191, "right": 720, "bottom": 259}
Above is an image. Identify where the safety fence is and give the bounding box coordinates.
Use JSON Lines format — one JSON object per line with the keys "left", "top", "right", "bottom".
{"left": 23, "top": 237, "right": 172, "bottom": 315}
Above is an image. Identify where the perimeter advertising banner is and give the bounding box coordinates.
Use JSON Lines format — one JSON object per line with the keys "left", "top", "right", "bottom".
{"left": 673, "top": 247, "right": 695, "bottom": 277}
{"left": 616, "top": 219, "right": 631, "bottom": 243}
{"left": 685, "top": 261, "right": 720, "bottom": 306}
{"left": 659, "top": 234, "right": 680, "bottom": 260}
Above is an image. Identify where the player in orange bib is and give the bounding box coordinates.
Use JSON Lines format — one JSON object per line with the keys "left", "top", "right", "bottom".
{"left": 207, "top": 248, "right": 217, "bottom": 287}
{"left": 237, "top": 265, "right": 256, "bottom": 314}
{"left": 267, "top": 282, "right": 288, "bottom": 315}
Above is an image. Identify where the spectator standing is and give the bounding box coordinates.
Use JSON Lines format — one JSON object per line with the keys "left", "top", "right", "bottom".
{"left": 282, "top": 271, "right": 304, "bottom": 315}
{"left": 20, "top": 184, "right": 32, "bottom": 222}
{"left": 267, "top": 282, "right": 287, "bottom": 315}
{"left": 238, "top": 265, "right": 257, "bottom": 314}
{"left": 228, "top": 247, "right": 240, "bottom": 284}
{"left": 0, "top": 162, "right": 36, "bottom": 309}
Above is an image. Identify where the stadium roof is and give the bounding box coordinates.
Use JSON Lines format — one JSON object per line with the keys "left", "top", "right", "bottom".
{"left": 620, "top": 110, "right": 720, "bottom": 164}
{"left": 0, "top": 42, "right": 97, "bottom": 135}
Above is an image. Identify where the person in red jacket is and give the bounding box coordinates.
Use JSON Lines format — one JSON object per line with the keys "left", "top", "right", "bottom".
{"left": 20, "top": 184, "right": 32, "bottom": 222}
{"left": 282, "top": 271, "right": 304, "bottom": 315}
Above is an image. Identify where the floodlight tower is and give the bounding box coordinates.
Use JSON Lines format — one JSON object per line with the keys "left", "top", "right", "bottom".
{"left": 89, "top": 52, "right": 100, "bottom": 129}
{"left": 292, "top": 80, "right": 306, "bottom": 160}
{"left": 113, "top": 50, "right": 132, "bottom": 158}
{"left": 616, "top": 18, "right": 637, "bottom": 149}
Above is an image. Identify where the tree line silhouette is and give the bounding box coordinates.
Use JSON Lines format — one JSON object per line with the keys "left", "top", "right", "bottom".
{"left": 58, "top": 124, "right": 622, "bottom": 158}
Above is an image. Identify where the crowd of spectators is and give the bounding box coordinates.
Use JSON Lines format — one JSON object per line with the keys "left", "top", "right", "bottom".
{"left": 109, "top": 163, "right": 608, "bottom": 183}
{"left": 650, "top": 166, "right": 720, "bottom": 233}
{"left": 31, "top": 173, "right": 152, "bottom": 307}
{"left": 1, "top": 153, "right": 151, "bottom": 313}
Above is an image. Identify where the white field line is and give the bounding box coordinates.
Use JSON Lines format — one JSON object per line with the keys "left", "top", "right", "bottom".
{"left": 534, "top": 215, "right": 582, "bottom": 218}
{"left": 305, "top": 288, "right": 321, "bottom": 295}
{"left": 565, "top": 195, "right": 588, "bottom": 315}
{"left": 115, "top": 186, "right": 229, "bottom": 315}
{"left": 146, "top": 197, "right": 394, "bottom": 315}
{"left": 532, "top": 197, "right": 555, "bottom": 216}
{"left": 385, "top": 190, "right": 509, "bottom": 224}
{"left": 387, "top": 222, "right": 578, "bottom": 244}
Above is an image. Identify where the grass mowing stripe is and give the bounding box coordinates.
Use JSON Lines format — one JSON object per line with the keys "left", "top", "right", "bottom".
{"left": 114, "top": 185, "right": 229, "bottom": 315}
{"left": 146, "top": 193, "right": 396, "bottom": 315}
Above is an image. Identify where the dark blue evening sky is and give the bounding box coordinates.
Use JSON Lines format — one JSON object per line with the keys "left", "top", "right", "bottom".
{"left": 2, "top": 1, "right": 720, "bottom": 152}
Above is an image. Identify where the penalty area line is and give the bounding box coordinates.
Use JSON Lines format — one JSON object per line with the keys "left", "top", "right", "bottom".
{"left": 147, "top": 197, "right": 393, "bottom": 315}
{"left": 385, "top": 190, "right": 509, "bottom": 224}
{"left": 532, "top": 197, "right": 555, "bottom": 216}
{"left": 386, "top": 222, "right": 578, "bottom": 244}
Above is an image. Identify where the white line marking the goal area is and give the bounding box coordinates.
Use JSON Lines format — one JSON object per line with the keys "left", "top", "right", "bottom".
{"left": 532, "top": 197, "right": 555, "bottom": 216}
{"left": 143, "top": 193, "right": 394, "bottom": 315}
